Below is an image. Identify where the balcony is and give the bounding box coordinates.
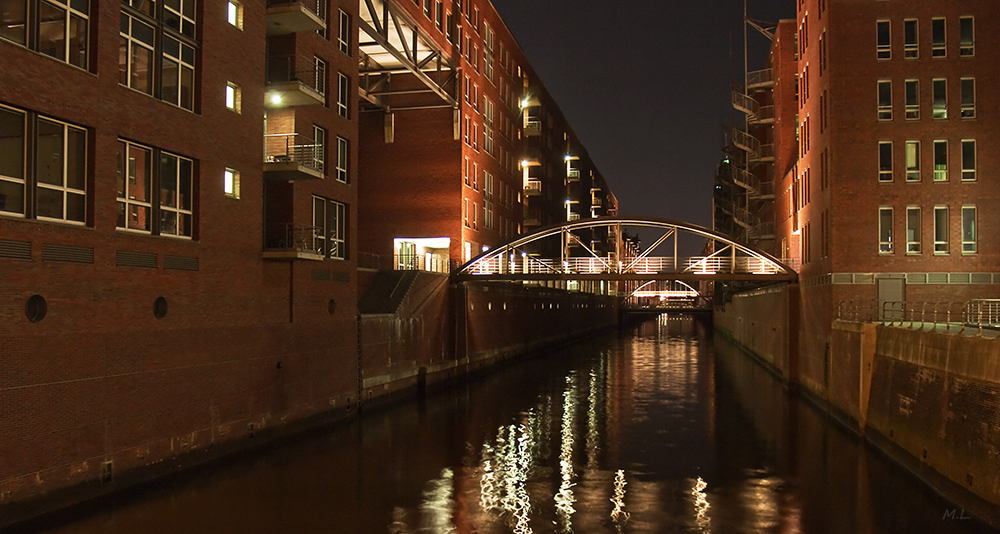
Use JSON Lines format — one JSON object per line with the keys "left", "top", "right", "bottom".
{"left": 523, "top": 119, "right": 541, "bottom": 136}
{"left": 263, "top": 224, "right": 324, "bottom": 260}
{"left": 752, "top": 144, "right": 775, "bottom": 163}
{"left": 566, "top": 168, "right": 580, "bottom": 182}
{"left": 266, "top": 54, "right": 325, "bottom": 107}
{"left": 747, "top": 68, "right": 774, "bottom": 90}
{"left": 524, "top": 179, "right": 542, "bottom": 196}
{"left": 266, "top": 0, "right": 326, "bottom": 35}
{"left": 264, "top": 133, "right": 324, "bottom": 180}
{"left": 750, "top": 105, "right": 775, "bottom": 125}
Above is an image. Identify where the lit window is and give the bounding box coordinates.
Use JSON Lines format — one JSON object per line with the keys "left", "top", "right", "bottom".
{"left": 225, "top": 82, "right": 241, "bottom": 113}
{"left": 932, "top": 79, "right": 947, "bottom": 119}
{"left": 931, "top": 17, "right": 946, "bottom": 57}
{"left": 878, "top": 141, "right": 892, "bottom": 182}
{"left": 959, "top": 17, "right": 974, "bottom": 57}
{"left": 962, "top": 206, "right": 977, "bottom": 254}
{"left": 227, "top": 0, "right": 242, "bottom": 29}
{"left": 877, "top": 80, "right": 892, "bottom": 120}
{"left": 337, "top": 72, "right": 349, "bottom": 118}
{"left": 903, "top": 19, "right": 917, "bottom": 58}
{"left": 876, "top": 20, "right": 890, "bottom": 59}
{"left": 905, "top": 141, "right": 920, "bottom": 182}
{"left": 879, "top": 207, "right": 893, "bottom": 254}
{"left": 904, "top": 79, "right": 918, "bottom": 120}
{"left": 933, "top": 206, "right": 949, "bottom": 254}
{"left": 933, "top": 141, "right": 948, "bottom": 181}
{"left": 336, "top": 136, "right": 348, "bottom": 183}
{"left": 960, "top": 78, "right": 975, "bottom": 119}
{"left": 961, "top": 140, "right": 976, "bottom": 182}
{"left": 224, "top": 168, "right": 240, "bottom": 198}
{"left": 906, "top": 207, "right": 921, "bottom": 254}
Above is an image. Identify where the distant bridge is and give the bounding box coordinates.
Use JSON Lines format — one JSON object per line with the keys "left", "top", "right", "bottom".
{"left": 453, "top": 217, "right": 797, "bottom": 283}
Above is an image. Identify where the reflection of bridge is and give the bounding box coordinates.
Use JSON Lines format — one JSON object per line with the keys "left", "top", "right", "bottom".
{"left": 453, "top": 217, "right": 797, "bottom": 284}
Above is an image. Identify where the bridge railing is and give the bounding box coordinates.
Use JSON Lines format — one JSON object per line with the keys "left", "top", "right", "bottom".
{"left": 468, "top": 254, "right": 784, "bottom": 276}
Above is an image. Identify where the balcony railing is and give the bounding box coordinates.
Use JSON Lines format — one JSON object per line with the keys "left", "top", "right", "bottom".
{"left": 263, "top": 223, "right": 323, "bottom": 260}
{"left": 524, "top": 180, "right": 542, "bottom": 195}
{"left": 747, "top": 68, "right": 774, "bottom": 89}
{"left": 523, "top": 119, "right": 541, "bottom": 136}
{"left": 265, "top": 0, "right": 325, "bottom": 35}
{"left": 266, "top": 54, "right": 325, "bottom": 95}
{"left": 395, "top": 254, "right": 453, "bottom": 274}
{"left": 567, "top": 168, "right": 580, "bottom": 181}
{"left": 264, "top": 133, "right": 324, "bottom": 174}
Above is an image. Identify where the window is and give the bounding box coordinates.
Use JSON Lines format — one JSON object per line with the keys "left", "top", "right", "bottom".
{"left": 313, "top": 125, "right": 326, "bottom": 174}
{"left": 962, "top": 140, "right": 976, "bottom": 182}
{"left": 932, "top": 79, "right": 947, "bottom": 119}
{"left": 931, "top": 18, "right": 945, "bottom": 57}
{"left": 336, "top": 136, "right": 348, "bottom": 183}
{"left": 934, "top": 206, "right": 949, "bottom": 254}
{"left": 446, "top": 13, "right": 453, "bottom": 42}
{"left": 337, "top": 72, "right": 349, "bottom": 118}
{"left": 116, "top": 140, "right": 193, "bottom": 237}
{"left": 224, "top": 168, "right": 240, "bottom": 198}
{"left": 226, "top": 82, "right": 241, "bottom": 113}
{"left": 463, "top": 157, "right": 469, "bottom": 185}
{"left": 314, "top": 57, "right": 326, "bottom": 95}
{"left": 933, "top": 141, "right": 948, "bottom": 181}
{"left": 878, "top": 141, "right": 892, "bottom": 182}
{"left": 435, "top": 1, "right": 443, "bottom": 31}
{"left": 1, "top": 0, "right": 89, "bottom": 69}
{"left": 962, "top": 206, "right": 977, "bottom": 254}
{"left": 879, "top": 207, "right": 893, "bottom": 254}
{"left": 904, "top": 79, "right": 918, "bottom": 119}
{"left": 959, "top": 17, "right": 974, "bottom": 57}
{"left": 903, "top": 19, "right": 917, "bottom": 58}
{"left": 877, "top": 80, "right": 892, "bottom": 120}
{"left": 905, "top": 141, "right": 920, "bottom": 182}
{"left": 906, "top": 207, "right": 921, "bottom": 254}
{"left": 314, "top": 0, "right": 326, "bottom": 38}
{"left": 0, "top": 106, "right": 87, "bottom": 224}
{"left": 463, "top": 115, "right": 470, "bottom": 145}
{"left": 422, "top": 0, "right": 431, "bottom": 18}
{"left": 960, "top": 78, "right": 975, "bottom": 119}
{"left": 818, "top": 33, "right": 826, "bottom": 74}
{"left": 338, "top": 10, "right": 350, "bottom": 54}
{"left": 463, "top": 198, "right": 469, "bottom": 227}
{"left": 472, "top": 202, "right": 478, "bottom": 229}
{"left": 227, "top": 0, "right": 242, "bottom": 29}
{"left": 313, "top": 196, "right": 346, "bottom": 259}
{"left": 120, "top": 1, "right": 198, "bottom": 111}
{"left": 876, "top": 20, "right": 890, "bottom": 59}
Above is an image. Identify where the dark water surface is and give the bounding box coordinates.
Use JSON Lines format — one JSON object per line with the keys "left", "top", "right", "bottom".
{"left": 21, "top": 317, "right": 998, "bottom": 533}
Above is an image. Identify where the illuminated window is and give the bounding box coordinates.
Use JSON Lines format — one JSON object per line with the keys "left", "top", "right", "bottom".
{"left": 931, "top": 17, "right": 946, "bottom": 57}
{"left": 905, "top": 141, "right": 920, "bottom": 182}
{"left": 906, "top": 207, "right": 921, "bottom": 254}
{"left": 224, "top": 168, "right": 240, "bottom": 199}
{"left": 933, "top": 140, "right": 948, "bottom": 181}
{"left": 879, "top": 207, "right": 893, "bottom": 254}
{"left": 225, "top": 82, "right": 241, "bottom": 113}
{"left": 227, "top": 0, "right": 242, "bottom": 29}
{"left": 876, "top": 20, "right": 890, "bottom": 59}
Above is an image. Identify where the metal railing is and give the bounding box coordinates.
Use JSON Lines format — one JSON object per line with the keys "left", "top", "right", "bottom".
{"left": 732, "top": 128, "right": 761, "bottom": 158}
{"left": 266, "top": 54, "right": 324, "bottom": 94}
{"left": 838, "top": 299, "right": 1000, "bottom": 335}
{"left": 468, "top": 255, "right": 784, "bottom": 276}
{"left": 524, "top": 180, "right": 542, "bottom": 194}
{"left": 523, "top": 120, "right": 541, "bottom": 135}
{"left": 394, "top": 254, "right": 454, "bottom": 274}
{"left": 267, "top": 0, "right": 323, "bottom": 16}
{"left": 264, "top": 223, "right": 321, "bottom": 253}
{"left": 357, "top": 252, "right": 381, "bottom": 270}
{"left": 264, "top": 133, "right": 324, "bottom": 173}
{"left": 747, "top": 68, "right": 774, "bottom": 88}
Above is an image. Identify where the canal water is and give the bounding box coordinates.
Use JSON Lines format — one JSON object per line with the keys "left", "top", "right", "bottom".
{"left": 21, "top": 317, "right": 997, "bottom": 533}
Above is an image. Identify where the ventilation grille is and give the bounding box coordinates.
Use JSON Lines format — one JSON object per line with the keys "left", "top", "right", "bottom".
{"left": 927, "top": 273, "right": 949, "bottom": 284}
{"left": 971, "top": 273, "right": 993, "bottom": 284}
{"left": 42, "top": 243, "right": 94, "bottom": 264}
{"left": 311, "top": 269, "right": 331, "bottom": 281}
{"left": 164, "top": 255, "right": 199, "bottom": 272}
{"left": 116, "top": 250, "right": 157, "bottom": 268}
{"left": 0, "top": 239, "right": 31, "bottom": 260}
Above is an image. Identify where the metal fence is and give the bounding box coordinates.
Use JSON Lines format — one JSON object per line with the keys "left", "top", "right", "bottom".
{"left": 838, "top": 299, "right": 1000, "bottom": 334}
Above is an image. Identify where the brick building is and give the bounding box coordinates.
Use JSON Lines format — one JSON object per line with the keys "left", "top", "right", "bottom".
{"left": 355, "top": 0, "right": 618, "bottom": 272}
{"left": 0, "top": 0, "right": 619, "bottom": 520}
{"left": 723, "top": 0, "right": 1000, "bottom": 393}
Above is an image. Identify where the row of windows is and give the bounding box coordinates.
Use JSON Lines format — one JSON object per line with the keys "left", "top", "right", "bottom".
{"left": 877, "top": 17, "right": 974, "bottom": 60}
{"left": 879, "top": 205, "right": 976, "bottom": 255}
{"left": 877, "top": 78, "right": 975, "bottom": 121}
{"left": 878, "top": 139, "right": 977, "bottom": 183}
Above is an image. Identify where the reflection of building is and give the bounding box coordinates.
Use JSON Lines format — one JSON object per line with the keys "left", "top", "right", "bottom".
{"left": 356, "top": 0, "right": 618, "bottom": 272}
{"left": 728, "top": 2, "right": 1000, "bottom": 388}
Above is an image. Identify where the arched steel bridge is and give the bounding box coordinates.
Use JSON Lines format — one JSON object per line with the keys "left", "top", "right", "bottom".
{"left": 453, "top": 217, "right": 797, "bottom": 283}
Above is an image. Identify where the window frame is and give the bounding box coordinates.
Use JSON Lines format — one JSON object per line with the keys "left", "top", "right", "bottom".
{"left": 931, "top": 17, "right": 946, "bottom": 58}
{"left": 312, "top": 195, "right": 346, "bottom": 260}
{"left": 878, "top": 141, "right": 893, "bottom": 182}
{"left": 933, "top": 206, "right": 949, "bottom": 254}
{"left": 226, "top": 82, "right": 241, "bottom": 113}
{"left": 906, "top": 206, "right": 921, "bottom": 254}
{"left": 960, "top": 78, "right": 975, "bottom": 119}
{"left": 903, "top": 19, "right": 918, "bottom": 58}
{"left": 932, "top": 78, "right": 947, "bottom": 119}
{"left": 224, "top": 168, "right": 240, "bottom": 199}
{"left": 905, "top": 141, "right": 920, "bottom": 182}
{"left": 933, "top": 140, "right": 948, "bottom": 182}
{"left": 959, "top": 16, "right": 974, "bottom": 57}
{"left": 337, "top": 72, "right": 349, "bottom": 118}
{"left": 338, "top": 9, "right": 350, "bottom": 54}
{"left": 961, "top": 140, "right": 976, "bottom": 182}
{"left": 876, "top": 20, "right": 891, "bottom": 60}
{"left": 226, "top": 0, "right": 243, "bottom": 29}
{"left": 904, "top": 79, "right": 919, "bottom": 120}
{"left": 115, "top": 138, "right": 193, "bottom": 238}
{"left": 962, "top": 205, "right": 977, "bottom": 254}
{"left": 336, "top": 136, "right": 348, "bottom": 183}
{"left": 34, "top": 116, "right": 87, "bottom": 224}
{"left": 879, "top": 206, "right": 893, "bottom": 254}
{"left": 877, "top": 80, "right": 892, "bottom": 121}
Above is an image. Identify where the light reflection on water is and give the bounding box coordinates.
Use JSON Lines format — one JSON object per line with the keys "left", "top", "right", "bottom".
{"left": 26, "top": 316, "right": 996, "bottom": 534}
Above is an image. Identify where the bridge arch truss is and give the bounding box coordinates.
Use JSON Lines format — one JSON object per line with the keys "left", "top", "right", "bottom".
{"left": 453, "top": 217, "right": 797, "bottom": 283}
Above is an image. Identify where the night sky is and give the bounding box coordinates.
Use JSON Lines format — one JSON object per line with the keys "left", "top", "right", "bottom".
{"left": 489, "top": 0, "right": 796, "bottom": 231}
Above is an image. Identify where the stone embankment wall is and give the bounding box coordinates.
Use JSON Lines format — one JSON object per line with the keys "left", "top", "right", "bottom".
{"left": 715, "top": 284, "right": 1000, "bottom": 522}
